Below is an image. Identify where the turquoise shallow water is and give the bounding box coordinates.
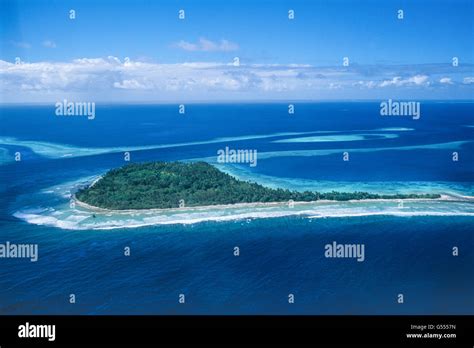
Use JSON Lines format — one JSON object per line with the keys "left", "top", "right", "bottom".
{"left": 0, "top": 102, "right": 473, "bottom": 314}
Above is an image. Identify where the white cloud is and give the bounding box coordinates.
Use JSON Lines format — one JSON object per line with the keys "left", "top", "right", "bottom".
{"left": 463, "top": 77, "right": 474, "bottom": 84}
{"left": 174, "top": 38, "right": 239, "bottom": 52}
{"left": 113, "top": 79, "right": 151, "bottom": 89}
{"left": 42, "top": 40, "right": 57, "bottom": 48}
{"left": 0, "top": 57, "right": 471, "bottom": 102}
{"left": 409, "top": 75, "right": 430, "bottom": 85}
{"left": 380, "top": 75, "right": 429, "bottom": 87}
{"left": 354, "top": 80, "right": 377, "bottom": 88}
{"left": 0, "top": 57, "right": 317, "bottom": 95}
{"left": 439, "top": 77, "right": 453, "bottom": 84}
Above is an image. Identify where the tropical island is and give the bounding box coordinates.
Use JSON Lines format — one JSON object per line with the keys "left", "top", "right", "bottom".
{"left": 74, "top": 161, "right": 441, "bottom": 210}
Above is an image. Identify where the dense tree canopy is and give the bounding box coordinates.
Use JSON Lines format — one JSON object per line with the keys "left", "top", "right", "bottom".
{"left": 75, "top": 161, "right": 441, "bottom": 210}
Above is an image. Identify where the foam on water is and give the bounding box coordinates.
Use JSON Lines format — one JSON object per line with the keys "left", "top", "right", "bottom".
{"left": 14, "top": 199, "right": 474, "bottom": 230}
{"left": 273, "top": 133, "right": 398, "bottom": 143}
{"left": 374, "top": 127, "right": 414, "bottom": 131}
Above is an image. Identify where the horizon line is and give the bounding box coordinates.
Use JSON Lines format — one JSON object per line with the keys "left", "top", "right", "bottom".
{"left": 1, "top": 99, "right": 473, "bottom": 106}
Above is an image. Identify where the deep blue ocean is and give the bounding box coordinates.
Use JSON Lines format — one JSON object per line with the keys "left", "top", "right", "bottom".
{"left": 0, "top": 102, "right": 473, "bottom": 314}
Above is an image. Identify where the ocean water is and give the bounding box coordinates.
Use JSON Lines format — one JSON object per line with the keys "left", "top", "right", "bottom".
{"left": 0, "top": 102, "right": 473, "bottom": 314}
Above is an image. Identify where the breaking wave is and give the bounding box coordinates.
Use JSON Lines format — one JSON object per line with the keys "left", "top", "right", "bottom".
{"left": 13, "top": 178, "right": 474, "bottom": 230}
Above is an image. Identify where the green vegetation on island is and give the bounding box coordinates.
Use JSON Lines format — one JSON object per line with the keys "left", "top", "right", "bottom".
{"left": 75, "top": 161, "right": 441, "bottom": 210}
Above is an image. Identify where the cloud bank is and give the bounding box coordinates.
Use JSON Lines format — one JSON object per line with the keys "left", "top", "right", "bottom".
{"left": 1, "top": 57, "right": 473, "bottom": 102}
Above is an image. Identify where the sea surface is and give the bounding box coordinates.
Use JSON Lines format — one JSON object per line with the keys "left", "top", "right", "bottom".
{"left": 0, "top": 102, "right": 473, "bottom": 314}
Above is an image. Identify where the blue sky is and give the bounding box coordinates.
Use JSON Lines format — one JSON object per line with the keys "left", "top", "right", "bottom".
{"left": 1, "top": 0, "right": 473, "bottom": 102}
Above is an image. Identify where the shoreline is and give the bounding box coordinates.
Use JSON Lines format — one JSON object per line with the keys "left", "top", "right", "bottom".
{"left": 72, "top": 193, "right": 471, "bottom": 216}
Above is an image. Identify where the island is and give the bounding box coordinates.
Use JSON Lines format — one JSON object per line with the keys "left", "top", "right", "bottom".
{"left": 74, "top": 161, "right": 441, "bottom": 210}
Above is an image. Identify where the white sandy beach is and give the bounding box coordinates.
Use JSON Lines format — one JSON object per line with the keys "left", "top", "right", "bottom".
{"left": 72, "top": 192, "right": 472, "bottom": 216}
